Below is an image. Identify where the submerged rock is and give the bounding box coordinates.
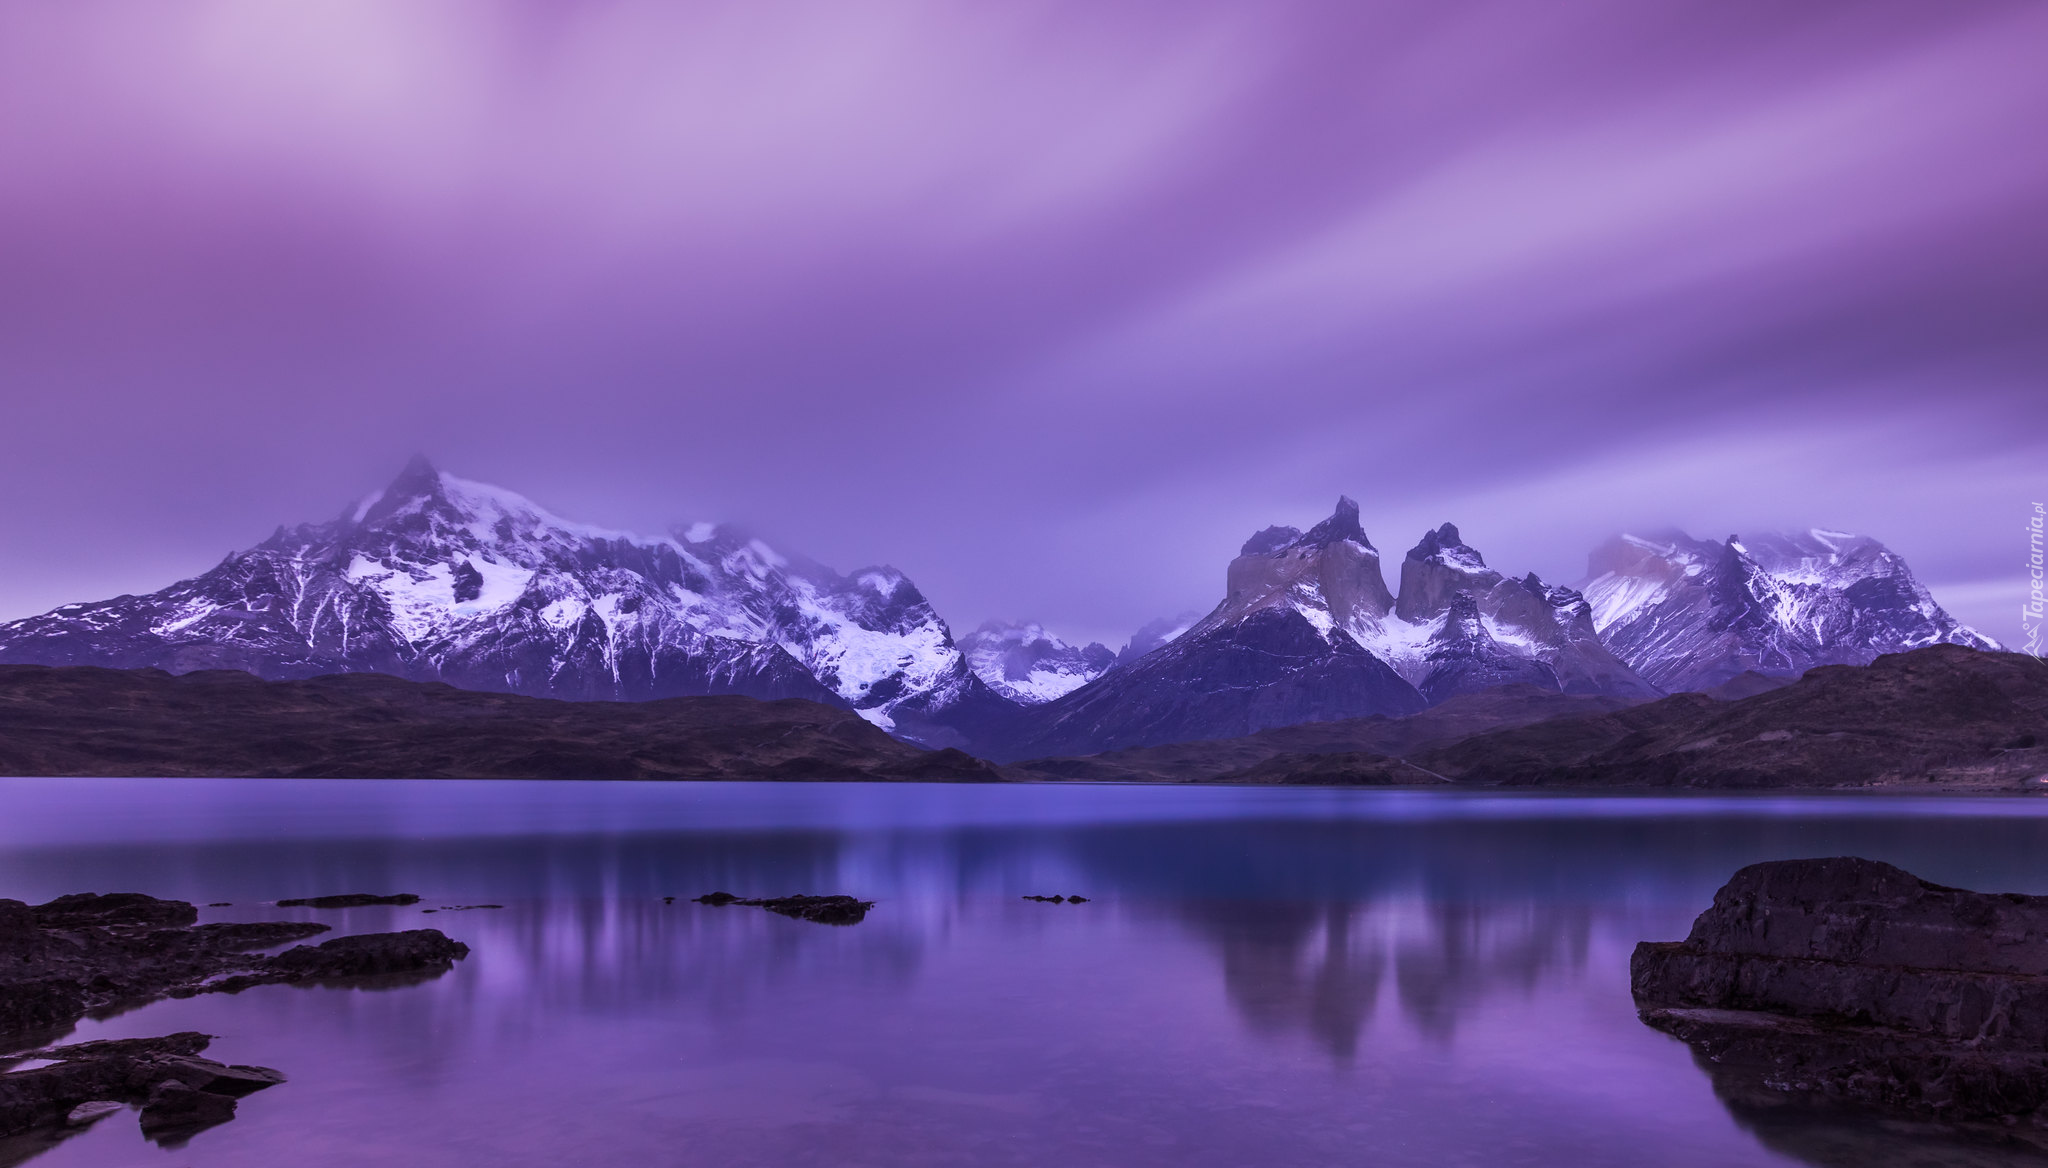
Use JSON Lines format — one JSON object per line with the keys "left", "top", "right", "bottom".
{"left": 1633, "top": 857, "right": 2048, "bottom": 1128}
{"left": 692, "top": 892, "right": 873, "bottom": 925}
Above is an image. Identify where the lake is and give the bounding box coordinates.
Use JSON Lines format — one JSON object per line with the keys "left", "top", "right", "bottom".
{"left": 5, "top": 779, "right": 2048, "bottom": 1167}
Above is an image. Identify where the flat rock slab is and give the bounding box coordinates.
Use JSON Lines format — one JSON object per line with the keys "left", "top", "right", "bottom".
{"left": 275, "top": 893, "right": 420, "bottom": 908}
{"left": 1634, "top": 857, "right": 2048, "bottom": 1125}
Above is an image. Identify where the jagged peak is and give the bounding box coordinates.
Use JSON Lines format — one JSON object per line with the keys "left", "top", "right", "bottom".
{"left": 1408, "top": 522, "right": 1484, "bottom": 564}
{"left": 1238, "top": 496, "right": 1375, "bottom": 557}
{"left": 1301, "top": 496, "right": 1372, "bottom": 550}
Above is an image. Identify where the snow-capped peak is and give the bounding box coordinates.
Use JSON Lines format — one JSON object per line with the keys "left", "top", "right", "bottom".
{"left": 0, "top": 458, "right": 1003, "bottom": 747}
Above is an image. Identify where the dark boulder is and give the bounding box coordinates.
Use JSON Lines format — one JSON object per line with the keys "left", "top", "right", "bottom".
{"left": 265, "top": 930, "right": 469, "bottom": 979}
{"left": 137, "top": 1079, "right": 238, "bottom": 1142}
{"left": 1634, "top": 857, "right": 2048, "bottom": 1125}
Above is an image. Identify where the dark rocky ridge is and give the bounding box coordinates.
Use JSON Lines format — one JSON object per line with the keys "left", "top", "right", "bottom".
{"left": 1415, "top": 645, "right": 2048, "bottom": 790}
{"left": 1005, "top": 685, "right": 1637, "bottom": 783}
{"left": 0, "top": 664, "right": 997, "bottom": 780}
{"left": 1012, "top": 646, "right": 2048, "bottom": 791}
{"left": 1632, "top": 857, "right": 2048, "bottom": 1136}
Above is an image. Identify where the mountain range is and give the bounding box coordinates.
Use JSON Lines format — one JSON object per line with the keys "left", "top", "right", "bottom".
{"left": 0, "top": 460, "right": 1994, "bottom": 760}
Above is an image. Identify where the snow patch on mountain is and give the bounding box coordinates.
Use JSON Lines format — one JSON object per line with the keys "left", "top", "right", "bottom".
{"left": 958, "top": 620, "right": 1115, "bottom": 705}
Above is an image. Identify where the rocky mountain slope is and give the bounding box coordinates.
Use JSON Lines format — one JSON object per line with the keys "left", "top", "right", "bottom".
{"left": 1013, "top": 646, "right": 2047, "bottom": 790}
{"left": 1111, "top": 612, "right": 1202, "bottom": 668}
{"left": 957, "top": 620, "right": 1115, "bottom": 704}
{"left": 993, "top": 501, "right": 1429, "bottom": 758}
{"left": 0, "top": 664, "right": 994, "bottom": 780}
{"left": 0, "top": 459, "right": 1016, "bottom": 749}
{"left": 990, "top": 500, "right": 1657, "bottom": 758}
{"left": 1579, "top": 529, "right": 1994, "bottom": 692}
{"left": 990, "top": 500, "right": 1986, "bottom": 758}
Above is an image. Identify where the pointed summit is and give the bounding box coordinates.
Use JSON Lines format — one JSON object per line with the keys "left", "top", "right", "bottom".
{"left": 1301, "top": 496, "right": 1371, "bottom": 550}
{"left": 354, "top": 455, "right": 449, "bottom": 529}
{"left": 387, "top": 454, "right": 441, "bottom": 499}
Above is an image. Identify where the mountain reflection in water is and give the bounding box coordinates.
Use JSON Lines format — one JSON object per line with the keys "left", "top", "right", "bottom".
{"left": 6, "top": 780, "right": 2048, "bottom": 1167}
{"left": 1177, "top": 898, "right": 1592, "bottom": 1058}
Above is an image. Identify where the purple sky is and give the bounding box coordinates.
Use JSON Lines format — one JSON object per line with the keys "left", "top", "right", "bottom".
{"left": 3, "top": 1, "right": 2044, "bottom": 647}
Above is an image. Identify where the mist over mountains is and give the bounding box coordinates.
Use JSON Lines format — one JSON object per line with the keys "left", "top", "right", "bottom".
{"left": 0, "top": 461, "right": 1993, "bottom": 759}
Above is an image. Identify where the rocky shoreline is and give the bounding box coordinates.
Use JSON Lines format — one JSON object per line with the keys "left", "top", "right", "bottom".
{"left": 1, "top": 892, "right": 469, "bottom": 1150}
{"left": 1633, "top": 857, "right": 2048, "bottom": 1144}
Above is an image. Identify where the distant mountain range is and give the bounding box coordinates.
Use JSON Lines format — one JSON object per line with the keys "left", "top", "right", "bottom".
{"left": 0, "top": 460, "right": 1994, "bottom": 759}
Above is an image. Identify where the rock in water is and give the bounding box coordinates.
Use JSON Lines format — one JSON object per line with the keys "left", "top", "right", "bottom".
{"left": 138, "top": 1079, "right": 238, "bottom": 1143}
{"left": 752, "top": 896, "right": 871, "bottom": 925}
{"left": 1633, "top": 857, "right": 2048, "bottom": 1125}
{"left": 690, "top": 892, "right": 872, "bottom": 925}
{"left": 275, "top": 893, "right": 421, "bottom": 908}
{"left": 265, "top": 930, "right": 470, "bottom": 978}
{"left": 0, "top": 1032, "right": 283, "bottom": 1146}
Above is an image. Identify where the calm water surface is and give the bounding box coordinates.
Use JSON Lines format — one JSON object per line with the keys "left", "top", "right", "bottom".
{"left": 6, "top": 779, "right": 2048, "bottom": 1167}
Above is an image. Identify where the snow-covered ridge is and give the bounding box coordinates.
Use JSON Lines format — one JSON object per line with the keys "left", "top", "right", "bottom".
{"left": 0, "top": 458, "right": 997, "bottom": 745}
{"left": 1577, "top": 527, "right": 1995, "bottom": 691}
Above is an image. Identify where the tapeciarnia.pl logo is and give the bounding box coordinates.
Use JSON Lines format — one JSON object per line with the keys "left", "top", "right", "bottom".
{"left": 2027, "top": 501, "right": 2045, "bottom": 657}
